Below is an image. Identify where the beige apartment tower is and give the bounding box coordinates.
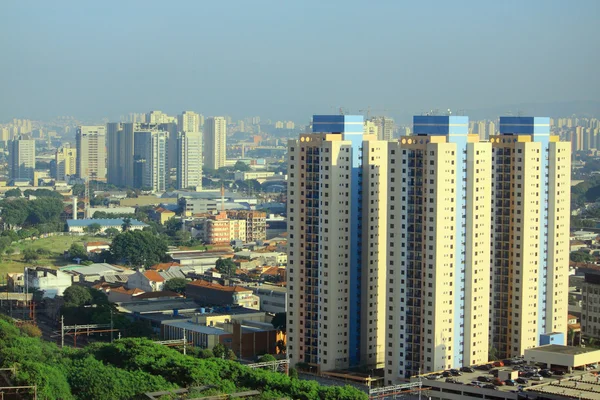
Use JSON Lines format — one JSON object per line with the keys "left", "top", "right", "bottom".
{"left": 385, "top": 116, "right": 492, "bottom": 382}
{"left": 55, "top": 145, "right": 77, "bottom": 181}
{"left": 489, "top": 117, "right": 570, "bottom": 359}
{"left": 204, "top": 117, "right": 227, "bottom": 170}
{"left": 287, "top": 115, "right": 387, "bottom": 373}
{"left": 76, "top": 125, "right": 106, "bottom": 181}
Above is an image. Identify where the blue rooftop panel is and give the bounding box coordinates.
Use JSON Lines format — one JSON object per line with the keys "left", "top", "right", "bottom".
{"left": 312, "top": 115, "right": 364, "bottom": 134}
{"left": 413, "top": 115, "right": 469, "bottom": 135}
{"left": 499, "top": 116, "right": 550, "bottom": 135}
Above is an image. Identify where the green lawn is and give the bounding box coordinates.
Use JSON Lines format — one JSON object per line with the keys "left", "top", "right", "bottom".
{"left": 0, "top": 235, "right": 109, "bottom": 276}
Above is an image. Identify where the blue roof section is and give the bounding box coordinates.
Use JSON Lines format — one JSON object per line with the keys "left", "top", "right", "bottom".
{"left": 312, "top": 115, "right": 364, "bottom": 134}
{"left": 499, "top": 116, "right": 550, "bottom": 135}
{"left": 413, "top": 115, "right": 469, "bottom": 135}
{"left": 66, "top": 218, "right": 148, "bottom": 227}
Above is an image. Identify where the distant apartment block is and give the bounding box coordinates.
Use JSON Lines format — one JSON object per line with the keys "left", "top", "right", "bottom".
{"left": 177, "top": 131, "right": 203, "bottom": 190}
{"left": 55, "top": 145, "right": 77, "bottom": 181}
{"left": 234, "top": 171, "right": 275, "bottom": 181}
{"left": 186, "top": 280, "right": 259, "bottom": 309}
{"left": 204, "top": 117, "right": 227, "bottom": 169}
{"left": 226, "top": 210, "right": 267, "bottom": 242}
{"left": 9, "top": 136, "right": 35, "bottom": 183}
{"left": 76, "top": 125, "right": 106, "bottom": 181}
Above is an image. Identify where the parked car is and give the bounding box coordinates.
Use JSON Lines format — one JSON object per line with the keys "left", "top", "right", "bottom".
{"left": 553, "top": 370, "right": 566, "bottom": 376}
{"left": 530, "top": 375, "right": 544, "bottom": 381}
{"left": 442, "top": 371, "right": 452, "bottom": 377}
{"left": 515, "top": 378, "right": 528, "bottom": 384}
{"left": 492, "top": 361, "right": 505, "bottom": 367}
{"left": 490, "top": 369, "right": 499, "bottom": 377}
{"left": 505, "top": 379, "right": 516, "bottom": 386}
{"left": 426, "top": 374, "right": 442, "bottom": 380}
{"left": 476, "top": 364, "right": 493, "bottom": 371}
{"left": 493, "top": 378, "right": 505, "bottom": 386}
{"left": 461, "top": 367, "right": 475, "bottom": 373}
{"left": 483, "top": 384, "right": 497, "bottom": 390}
{"left": 446, "top": 378, "right": 459, "bottom": 384}
{"left": 540, "top": 370, "right": 553, "bottom": 378}
{"left": 478, "top": 376, "right": 492, "bottom": 383}
{"left": 450, "top": 369, "right": 463, "bottom": 376}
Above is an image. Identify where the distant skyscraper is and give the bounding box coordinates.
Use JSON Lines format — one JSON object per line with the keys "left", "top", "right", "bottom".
{"left": 178, "top": 111, "right": 201, "bottom": 133}
{"left": 133, "top": 130, "right": 168, "bottom": 192}
{"left": 177, "top": 131, "right": 203, "bottom": 190}
{"left": 204, "top": 117, "right": 227, "bottom": 170}
{"left": 159, "top": 122, "right": 178, "bottom": 171}
{"left": 55, "top": 145, "right": 77, "bottom": 181}
{"left": 9, "top": 136, "right": 35, "bottom": 183}
{"left": 369, "top": 116, "right": 394, "bottom": 141}
{"left": 287, "top": 115, "right": 388, "bottom": 372}
{"left": 489, "top": 117, "right": 570, "bottom": 358}
{"left": 76, "top": 126, "right": 106, "bottom": 181}
{"left": 386, "top": 116, "right": 492, "bottom": 380}
{"left": 146, "top": 110, "right": 171, "bottom": 125}
{"left": 106, "top": 122, "right": 123, "bottom": 186}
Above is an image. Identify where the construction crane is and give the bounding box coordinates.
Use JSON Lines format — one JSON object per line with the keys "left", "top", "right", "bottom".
{"left": 359, "top": 107, "right": 389, "bottom": 119}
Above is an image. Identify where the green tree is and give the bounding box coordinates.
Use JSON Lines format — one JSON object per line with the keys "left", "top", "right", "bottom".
{"left": 109, "top": 230, "right": 169, "bottom": 267}
{"left": 105, "top": 227, "right": 119, "bottom": 238}
{"left": 213, "top": 343, "right": 227, "bottom": 359}
{"left": 289, "top": 367, "right": 299, "bottom": 379}
{"left": 121, "top": 217, "right": 132, "bottom": 231}
{"left": 163, "top": 277, "right": 188, "bottom": 294}
{"left": 63, "top": 285, "right": 93, "bottom": 307}
{"left": 71, "top": 183, "right": 85, "bottom": 197}
{"left": 20, "top": 323, "right": 42, "bottom": 338}
{"left": 4, "top": 188, "right": 22, "bottom": 197}
{"left": 226, "top": 349, "right": 237, "bottom": 360}
{"left": 215, "top": 258, "right": 236, "bottom": 277}
{"left": 234, "top": 161, "right": 251, "bottom": 172}
{"left": 85, "top": 223, "right": 102, "bottom": 235}
{"left": 69, "top": 243, "right": 88, "bottom": 260}
{"left": 197, "top": 348, "right": 214, "bottom": 359}
{"left": 571, "top": 251, "right": 594, "bottom": 263}
{"left": 258, "top": 354, "right": 276, "bottom": 363}
{"left": 1, "top": 198, "right": 30, "bottom": 228}
{"left": 271, "top": 312, "right": 286, "bottom": 333}
{"left": 23, "top": 248, "right": 39, "bottom": 263}
{"left": 26, "top": 197, "right": 64, "bottom": 225}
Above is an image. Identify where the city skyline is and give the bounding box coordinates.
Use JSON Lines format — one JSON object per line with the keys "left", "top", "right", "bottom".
{"left": 1, "top": 1, "right": 599, "bottom": 123}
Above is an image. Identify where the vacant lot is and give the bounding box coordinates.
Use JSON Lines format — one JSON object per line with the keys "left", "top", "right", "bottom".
{"left": 0, "top": 234, "right": 109, "bottom": 276}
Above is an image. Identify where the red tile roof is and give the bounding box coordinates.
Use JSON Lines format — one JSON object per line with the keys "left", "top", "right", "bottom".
{"left": 136, "top": 290, "right": 183, "bottom": 299}
{"left": 148, "top": 262, "right": 181, "bottom": 271}
{"left": 188, "top": 280, "right": 250, "bottom": 293}
{"left": 111, "top": 286, "right": 145, "bottom": 295}
{"left": 143, "top": 270, "right": 166, "bottom": 282}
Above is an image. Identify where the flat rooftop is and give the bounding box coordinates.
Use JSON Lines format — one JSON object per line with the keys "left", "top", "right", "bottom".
{"left": 529, "top": 344, "right": 599, "bottom": 356}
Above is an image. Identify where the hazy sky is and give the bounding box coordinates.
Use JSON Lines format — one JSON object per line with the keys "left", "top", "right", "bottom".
{"left": 1, "top": 0, "right": 599, "bottom": 123}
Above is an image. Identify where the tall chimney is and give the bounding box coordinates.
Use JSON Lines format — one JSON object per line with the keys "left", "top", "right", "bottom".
{"left": 72, "top": 197, "right": 78, "bottom": 220}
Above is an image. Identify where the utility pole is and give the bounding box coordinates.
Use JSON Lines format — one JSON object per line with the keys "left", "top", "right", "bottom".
{"left": 61, "top": 315, "right": 64, "bottom": 348}
{"left": 183, "top": 328, "right": 187, "bottom": 356}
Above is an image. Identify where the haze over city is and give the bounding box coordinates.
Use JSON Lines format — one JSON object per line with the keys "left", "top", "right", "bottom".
{"left": 2, "top": 0, "right": 600, "bottom": 123}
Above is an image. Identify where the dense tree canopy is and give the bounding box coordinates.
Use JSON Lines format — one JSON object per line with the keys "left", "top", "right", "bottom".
{"left": 163, "top": 277, "right": 188, "bottom": 294}
{"left": 215, "top": 258, "right": 236, "bottom": 277}
{"left": 109, "top": 230, "right": 169, "bottom": 267}
{"left": 0, "top": 197, "right": 64, "bottom": 229}
{"left": 0, "top": 317, "right": 367, "bottom": 400}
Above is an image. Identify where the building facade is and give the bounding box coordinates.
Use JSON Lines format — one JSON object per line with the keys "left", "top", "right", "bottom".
{"left": 489, "top": 117, "right": 570, "bottom": 358}
{"left": 286, "top": 115, "right": 387, "bottom": 372}
{"left": 55, "top": 145, "right": 77, "bottom": 181}
{"left": 385, "top": 116, "right": 492, "bottom": 382}
{"left": 9, "top": 136, "right": 35, "bottom": 182}
{"left": 76, "top": 125, "right": 107, "bottom": 181}
{"left": 177, "top": 131, "right": 203, "bottom": 190}
{"left": 134, "top": 130, "right": 168, "bottom": 192}
{"left": 226, "top": 210, "right": 267, "bottom": 242}
{"left": 204, "top": 117, "right": 227, "bottom": 170}
{"left": 178, "top": 111, "right": 201, "bottom": 133}
{"left": 106, "top": 122, "right": 123, "bottom": 186}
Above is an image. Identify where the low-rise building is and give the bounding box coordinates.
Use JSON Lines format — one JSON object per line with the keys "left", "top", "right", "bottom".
{"left": 152, "top": 207, "right": 176, "bottom": 224}
{"left": 84, "top": 241, "right": 110, "bottom": 253}
{"left": 25, "top": 267, "right": 72, "bottom": 298}
{"left": 66, "top": 218, "right": 148, "bottom": 233}
{"left": 127, "top": 270, "right": 166, "bottom": 292}
{"left": 250, "top": 285, "right": 287, "bottom": 314}
{"left": 60, "top": 263, "right": 134, "bottom": 283}
{"left": 581, "top": 267, "right": 600, "bottom": 338}
{"left": 233, "top": 171, "right": 275, "bottom": 181}
{"left": 180, "top": 198, "right": 218, "bottom": 217}
{"left": 186, "top": 280, "right": 259, "bottom": 309}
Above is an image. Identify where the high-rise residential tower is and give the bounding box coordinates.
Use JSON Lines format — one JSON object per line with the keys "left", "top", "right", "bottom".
{"left": 204, "top": 117, "right": 227, "bottom": 170}
{"left": 9, "top": 135, "right": 36, "bottom": 183}
{"left": 385, "top": 116, "right": 492, "bottom": 381}
{"left": 106, "top": 122, "right": 123, "bottom": 186}
{"left": 133, "top": 129, "right": 168, "bottom": 192}
{"left": 177, "top": 131, "right": 203, "bottom": 190}
{"left": 369, "top": 116, "right": 395, "bottom": 141}
{"left": 76, "top": 126, "right": 106, "bottom": 181}
{"left": 286, "top": 115, "right": 387, "bottom": 372}
{"left": 178, "top": 111, "right": 201, "bottom": 133}
{"left": 489, "top": 117, "right": 570, "bottom": 358}
{"left": 55, "top": 145, "right": 77, "bottom": 181}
